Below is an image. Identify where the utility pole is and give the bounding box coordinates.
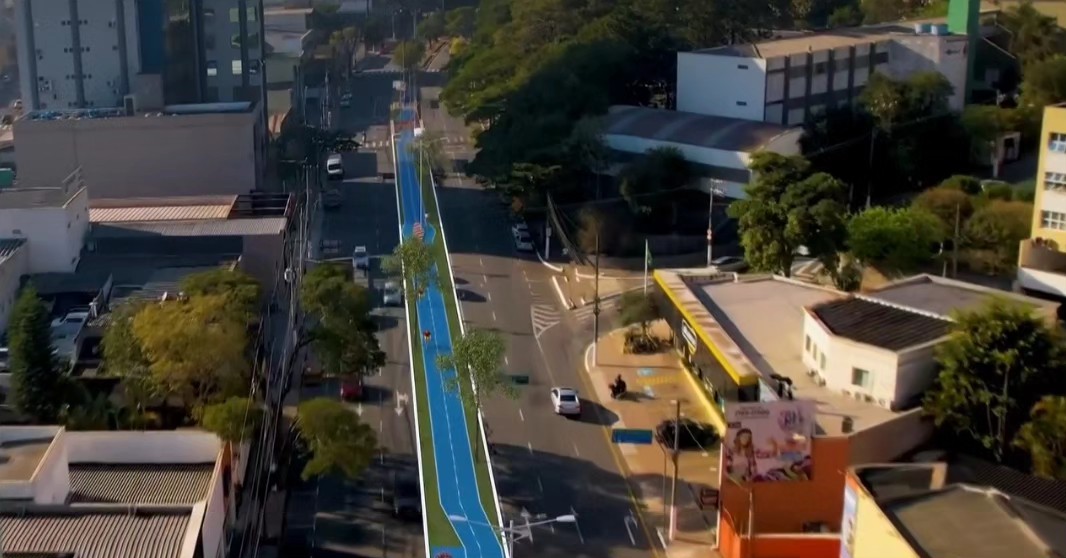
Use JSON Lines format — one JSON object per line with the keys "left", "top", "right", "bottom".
{"left": 668, "top": 399, "right": 681, "bottom": 541}
{"left": 951, "top": 202, "right": 961, "bottom": 278}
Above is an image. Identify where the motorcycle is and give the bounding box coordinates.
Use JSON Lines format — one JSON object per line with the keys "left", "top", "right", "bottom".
{"left": 609, "top": 379, "right": 627, "bottom": 400}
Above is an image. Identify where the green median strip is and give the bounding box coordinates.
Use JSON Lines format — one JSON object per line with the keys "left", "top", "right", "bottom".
{"left": 419, "top": 163, "right": 502, "bottom": 528}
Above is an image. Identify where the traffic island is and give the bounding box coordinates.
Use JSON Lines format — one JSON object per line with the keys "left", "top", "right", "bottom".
{"left": 581, "top": 321, "right": 721, "bottom": 558}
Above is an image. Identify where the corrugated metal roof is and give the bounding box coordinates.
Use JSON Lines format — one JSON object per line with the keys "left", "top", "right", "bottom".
{"left": 91, "top": 218, "right": 287, "bottom": 238}
{"left": 90, "top": 204, "right": 233, "bottom": 223}
{"left": 0, "top": 238, "right": 25, "bottom": 266}
{"left": 69, "top": 463, "right": 215, "bottom": 504}
{"left": 0, "top": 509, "right": 191, "bottom": 558}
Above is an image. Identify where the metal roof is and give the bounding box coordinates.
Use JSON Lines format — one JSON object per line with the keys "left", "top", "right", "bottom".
{"left": 69, "top": 463, "right": 215, "bottom": 504}
{"left": 90, "top": 204, "right": 234, "bottom": 223}
{"left": 809, "top": 297, "right": 952, "bottom": 351}
{"left": 90, "top": 218, "right": 288, "bottom": 238}
{"left": 867, "top": 274, "right": 1059, "bottom": 318}
{"left": 602, "top": 105, "right": 793, "bottom": 153}
{"left": 0, "top": 507, "right": 192, "bottom": 558}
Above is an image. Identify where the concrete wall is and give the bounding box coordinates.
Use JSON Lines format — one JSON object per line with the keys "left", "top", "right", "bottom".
{"left": 677, "top": 52, "right": 767, "bottom": 121}
{"left": 0, "top": 242, "right": 28, "bottom": 331}
{"left": 885, "top": 34, "right": 969, "bottom": 112}
{"left": 847, "top": 409, "right": 932, "bottom": 464}
{"left": 201, "top": 457, "right": 228, "bottom": 558}
{"left": 63, "top": 430, "right": 222, "bottom": 463}
{"left": 13, "top": 108, "right": 262, "bottom": 197}
{"left": 848, "top": 475, "right": 920, "bottom": 558}
{"left": 240, "top": 233, "right": 285, "bottom": 288}
{"left": 0, "top": 187, "right": 89, "bottom": 274}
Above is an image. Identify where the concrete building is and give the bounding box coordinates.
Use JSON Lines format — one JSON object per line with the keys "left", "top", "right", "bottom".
{"left": 601, "top": 105, "right": 803, "bottom": 200}
{"left": 1017, "top": 104, "right": 1066, "bottom": 299}
{"left": 842, "top": 461, "right": 1066, "bottom": 558}
{"left": 0, "top": 239, "right": 26, "bottom": 333}
{"left": 676, "top": 0, "right": 993, "bottom": 127}
{"left": 0, "top": 426, "right": 241, "bottom": 558}
{"left": 13, "top": 102, "right": 265, "bottom": 198}
{"left": 15, "top": 0, "right": 266, "bottom": 111}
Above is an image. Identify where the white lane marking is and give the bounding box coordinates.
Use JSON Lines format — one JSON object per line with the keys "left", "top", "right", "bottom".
{"left": 479, "top": 257, "right": 484, "bottom": 267}
{"left": 623, "top": 515, "right": 637, "bottom": 546}
{"left": 504, "top": 356, "right": 509, "bottom": 366}
{"left": 572, "top": 443, "right": 581, "bottom": 457}
{"left": 492, "top": 311, "right": 497, "bottom": 321}
{"left": 572, "top": 507, "right": 586, "bottom": 544}
{"left": 518, "top": 408, "right": 525, "bottom": 422}
{"left": 527, "top": 442, "right": 534, "bottom": 455}
{"left": 378, "top": 419, "right": 383, "bottom": 432}
{"left": 487, "top": 292, "right": 492, "bottom": 302}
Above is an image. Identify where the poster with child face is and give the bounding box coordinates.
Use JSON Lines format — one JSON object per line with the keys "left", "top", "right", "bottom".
{"left": 723, "top": 400, "right": 815, "bottom": 483}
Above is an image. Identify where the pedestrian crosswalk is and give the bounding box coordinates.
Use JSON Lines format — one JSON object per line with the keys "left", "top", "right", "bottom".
{"left": 572, "top": 297, "right": 620, "bottom": 322}
{"left": 531, "top": 304, "right": 561, "bottom": 339}
{"left": 359, "top": 68, "right": 442, "bottom": 75}
{"left": 363, "top": 136, "right": 467, "bottom": 150}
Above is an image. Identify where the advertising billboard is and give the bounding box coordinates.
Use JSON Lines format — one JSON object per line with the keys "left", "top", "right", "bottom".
{"left": 723, "top": 400, "right": 815, "bottom": 482}
{"left": 840, "top": 482, "right": 858, "bottom": 558}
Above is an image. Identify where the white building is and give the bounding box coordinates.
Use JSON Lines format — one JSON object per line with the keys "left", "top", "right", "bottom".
{"left": 601, "top": 105, "right": 803, "bottom": 200}
{"left": 13, "top": 102, "right": 265, "bottom": 198}
{"left": 0, "top": 426, "right": 242, "bottom": 558}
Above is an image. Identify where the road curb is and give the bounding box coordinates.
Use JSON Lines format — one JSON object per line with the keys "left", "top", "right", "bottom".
{"left": 534, "top": 244, "right": 565, "bottom": 273}
{"left": 550, "top": 275, "right": 574, "bottom": 310}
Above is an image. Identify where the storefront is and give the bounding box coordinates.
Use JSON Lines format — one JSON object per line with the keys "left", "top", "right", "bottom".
{"left": 651, "top": 275, "right": 761, "bottom": 417}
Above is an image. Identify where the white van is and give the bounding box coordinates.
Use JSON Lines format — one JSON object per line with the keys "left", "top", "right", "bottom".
{"left": 326, "top": 153, "right": 344, "bottom": 179}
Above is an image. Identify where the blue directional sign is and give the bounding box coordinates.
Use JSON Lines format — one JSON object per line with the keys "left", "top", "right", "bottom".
{"left": 611, "top": 428, "right": 654, "bottom": 445}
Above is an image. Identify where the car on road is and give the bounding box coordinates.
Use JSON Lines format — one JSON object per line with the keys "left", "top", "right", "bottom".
{"left": 392, "top": 474, "right": 421, "bottom": 521}
{"left": 550, "top": 387, "right": 581, "bottom": 417}
{"left": 326, "top": 153, "right": 344, "bottom": 179}
{"left": 511, "top": 221, "right": 529, "bottom": 237}
{"left": 655, "top": 418, "right": 719, "bottom": 450}
{"left": 513, "top": 230, "right": 534, "bottom": 252}
{"left": 353, "top": 246, "right": 369, "bottom": 270}
{"left": 710, "top": 256, "right": 748, "bottom": 273}
{"left": 340, "top": 378, "right": 363, "bottom": 401}
{"left": 339, "top": 92, "right": 352, "bottom": 108}
{"left": 383, "top": 281, "right": 403, "bottom": 306}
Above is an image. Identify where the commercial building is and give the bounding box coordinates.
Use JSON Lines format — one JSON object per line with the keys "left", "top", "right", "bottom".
{"left": 649, "top": 269, "right": 1056, "bottom": 558}
{"left": 1017, "top": 103, "right": 1066, "bottom": 299}
{"left": 676, "top": 0, "right": 993, "bottom": 127}
{"left": 0, "top": 426, "right": 241, "bottom": 558}
{"left": 13, "top": 102, "right": 265, "bottom": 198}
{"left": 15, "top": 0, "right": 267, "bottom": 111}
{"left": 842, "top": 459, "right": 1066, "bottom": 558}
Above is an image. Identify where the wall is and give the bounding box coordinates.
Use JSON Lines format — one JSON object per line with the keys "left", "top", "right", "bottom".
{"left": 200, "top": 456, "right": 228, "bottom": 558}
{"left": 846, "top": 409, "right": 931, "bottom": 464}
{"left": 240, "top": 232, "right": 285, "bottom": 288}
{"left": 13, "top": 109, "right": 260, "bottom": 197}
{"left": 64, "top": 430, "right": 222, "bottom": 463}
{"left": 885, "top": 35, "right": 969, "bottom": 112}
{"left": 0, "top": 242, "right": 28, "bottom": 331}
{"left": 0, "top": 188, "right": 88, "bottom": 274}
{"left": 29, "top": 428, "right": 70, "bottom": 504}
{"left": 1031, "top": 107, "right": 1066, "bottom": 248}
{"left": 892, "top": 344, "right": 938, "bottom": 406}
{"left": 677, "top": 52, "right": 767, "bottom": 121}
{"left": 847, "top": 475, "right": 919, "bottom": 558}
{"left": 721, "top": 521, "right": 842, "bottom": 558}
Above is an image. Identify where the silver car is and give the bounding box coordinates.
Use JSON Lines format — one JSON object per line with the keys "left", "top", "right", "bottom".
{"left": 353, "top": 246, "right": 369, "bottom": 270}
{"left": 383, "top": 281, "right": 403, "bottom": 306}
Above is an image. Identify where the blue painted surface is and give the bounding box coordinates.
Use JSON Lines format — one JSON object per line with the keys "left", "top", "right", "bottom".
{"left": 396, "top": 110, "right": 505, "bottom": 558}
{"left": 611, "top": 429, "right": 655, "bottom": 445}
{"left": 637, "top": 368, "right": 656, "bottom": 377}
{"left": 431, "top": 547, "right": 467, "bottom": 558}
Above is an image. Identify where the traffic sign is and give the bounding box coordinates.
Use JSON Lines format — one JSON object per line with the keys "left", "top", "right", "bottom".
{"left": 611, "top": 428, "right": 654, "bottom": 445}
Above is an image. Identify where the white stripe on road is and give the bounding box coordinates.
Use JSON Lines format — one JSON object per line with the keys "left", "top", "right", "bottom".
{"left": 492, "top": 311, "right": 497, "bottom": 321}
{"left": 572, "top": 443, "right": 581, "bottom": 457}
{"left": 479, "top": 257, "right": 484, "bottom": 267}
{"left": 518, "top": 408, "right": 524, "bottom": 422}
{"left": 487, "top": 292, "right": 492, "bottom": 302}
{"left": 527, "top": 442, "right": 534, "bottom": 455}
{"left": 504, "top": 356, "right": 509, "bottom": 366}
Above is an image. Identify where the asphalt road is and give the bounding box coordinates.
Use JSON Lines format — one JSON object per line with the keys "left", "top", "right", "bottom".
{"left": 420, "top": 50, "right": 659, "bottom": 558}
{"left": 284, "top": 60, "right": 426, "bottom": 558}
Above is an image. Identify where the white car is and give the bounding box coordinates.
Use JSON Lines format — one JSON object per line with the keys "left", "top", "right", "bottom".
{"left": 326, "top": 153, "right": 344, "bottom": 179}
{"left": 353, "top": 246, "right": 369, "bottom": 270}
{"left": 511, "top": 222, "right": 529, "bottom": 237}
{"left": 550, "top": 387, "right": 581, "bottom": 417}
{"left": 513, "top": 230, "right": 533, "bottom": 252}
{"left": 710, "top": 256, "right": 748, "bottom": 273}
{"left": 383, "top": 281, "right": 403, "bottom": 306}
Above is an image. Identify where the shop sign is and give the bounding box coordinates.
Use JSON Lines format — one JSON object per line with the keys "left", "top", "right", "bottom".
{"left": 680, "top": 319, "right": 697, "bottom": 353}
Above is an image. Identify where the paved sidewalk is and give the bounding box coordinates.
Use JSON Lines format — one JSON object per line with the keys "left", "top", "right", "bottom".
{"left": 555, "top": 269, "right": 645, "bottom": 310}
{"left": 582, "top": 322, "right": 723, "bottom": 558}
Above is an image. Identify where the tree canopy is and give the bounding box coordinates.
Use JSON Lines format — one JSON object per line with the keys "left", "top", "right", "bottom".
{"left": 299, "top": 263, "right": 384, "bottom": 380}
{"left": 911, "top": 186, "right": 973, "bottom": 238}
{"left": 924, "top": 300, "right": 1066, "bottom": 463}
{"left": 619, "top": 147, "right": 692, "bottom": 214}
{"left": 1014, "top": 396, "right": 1066, "bottom": 481}
{"left": 436, "top": 329, "right": 515, "bottom": 460}
{"left": 382, "top": 236, "right": 435, "bottom": 298}
{"left": 961, "top": 200, "right": 1033, "bottom": 274}
{"left": 618, "top": 291, "right": 660, "bottom": 340}
{"left": 395, "top": 41, "right": 426, "bottom": 70}
{"left": 445, "top": 7, "right": 477, "bottom": 37}
{"left": 201, "top": 397, "right": 263, "bottom": 444}
{"left": 180, "top": 268, "right": 261, "bottom": 322}
{"left": 729, "top": 152, "right": 849, "bottom": 277}
{"left": 847, "top": 207, "right": 942, "bottom": 271}
{"left": 417, "top": 11, "right": 447, "bottom": 42}
{"left": 8, "top": 286, "right": 63, "bottom": 423}
{"left": 295, "top": 397, "right": 378, "bottom": 480}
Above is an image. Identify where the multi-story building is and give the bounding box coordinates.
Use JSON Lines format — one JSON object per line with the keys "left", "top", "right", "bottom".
{"left": 15, "top": 0, "right": 266, "bottom": 111}
{"left": 1016, "top": 104, "right": 1066, "bottom": 299}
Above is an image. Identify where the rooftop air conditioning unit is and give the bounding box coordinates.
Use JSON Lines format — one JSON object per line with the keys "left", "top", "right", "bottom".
{"left": 123, "top": 94, "right": 137, "bottom": 116}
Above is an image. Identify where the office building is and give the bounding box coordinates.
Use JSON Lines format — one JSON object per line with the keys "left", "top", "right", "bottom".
{"left": 1017, "top": 104, "right": 1066, "bottom": 299}
{"left": 15, "top": 0, "right": 266, "bottom": 111}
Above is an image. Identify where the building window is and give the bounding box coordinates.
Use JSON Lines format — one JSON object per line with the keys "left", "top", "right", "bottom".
{"left": 232, "top": 60, "right": 243, "bottom": 75}
{"left": 805, "top": 335, "right": 811, "bottom": 352}
{"left": 247, "top": 7, "right": 258, "bottom": 21}
{"left": 1051, "top": 133, "right": 1066, "bottom": 154}
{"left": 229, "top": 8, "right": 240, "bottom": 22}
{"left": 231, "top": 34, "right": 241, "bottom": 48}
{"left": 207, "top": 61, "right": 218, "bottom": 76}
{"left": 737, "top": 64, "right": 749, "bottom": 70}
{"left": 736, "top": 101, "right": 748, "bottom": 106}
{"left": 204, "top": 7, "right": 215, "bottom": 19}
{"left": 851, "top": 367, "right": 871, "bottom": 388}
{"left": 819, "top": 353, "right": 826, "bottom": 371}
{"left": 1046, "top": 172, "right": 1066, "bottom": 191}
{"left": 1042, "top": 211, "right": 1066, "bottom": 230}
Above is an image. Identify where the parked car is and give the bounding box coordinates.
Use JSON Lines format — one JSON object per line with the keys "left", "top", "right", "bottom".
{"left": 353, "top": 246, "right": 369, "bottom": 270}
{"left": 383, "top": 281, "right": 403, "bottom": 306}
{"left": 550, "top": 387, "right": 581, "bottom": 417}
{"left": 710, "top": 256, "right": 748, "bottom": 273}
{"left": 326, "top": 153, "right": 344, "bottom": 179}
{"left": 340, "top": 378, "right": 363, "bottom": 401}
{"left": 513, "top": 230, "right": 534, "bottom": 252}
{"left": 655, "top": 419, "right": 719, "bottom": 450}
{"left": 339, "top": 92, "right": 353, "bottom": 108}
{"left": 392, "top": 474, "right": 421, "bottom": 521}
{"left": 511, "top": 221, "right": 529, "bottom": 237}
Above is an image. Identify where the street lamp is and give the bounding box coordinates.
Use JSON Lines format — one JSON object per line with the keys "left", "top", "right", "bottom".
{"left": 448, "top": 513, "right": 577, "bottom": 558}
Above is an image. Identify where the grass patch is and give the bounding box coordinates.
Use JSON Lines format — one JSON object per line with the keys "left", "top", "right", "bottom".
{"left": 418, "top": 162, "right": 502, "bottom": 527}
{"left": 403, "top": 285, "right": 460, "bottom": 546}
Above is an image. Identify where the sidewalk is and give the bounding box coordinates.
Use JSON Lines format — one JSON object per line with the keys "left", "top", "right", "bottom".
{"left": 582, "top": 322, "right": 723, "bottom": 558}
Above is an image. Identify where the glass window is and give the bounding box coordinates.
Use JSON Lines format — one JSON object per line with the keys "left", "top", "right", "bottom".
{"left": 229, "top": 8, "right": 240, "bottom": 22}
{"left": 804, "top": 335, "right": 811, "bottom": 352}
{"left": 819, "top": 353, "right": 826, "bottom": 371}
{"left": 1042, "top": 211, "right": 1066, "bottom": 231}
{"left": 851, "top": 368, "right": 870, "bottom": 388}
{"left": 206, "top": 61, "right": 218, "bottom": 76}
{"left": 1046, "top": 172, "right": 1066, "bottom": 191}
{"left": 231, "top": 34, "right": 241, "bottom": 48}
{"left": 247, "top": 6, "right": 257, "bottom": 21}
{"left": 1051, "top": 133, "right": 1066, "bottom": 154}
{"left": 232, "top": 60, "right": 243, "bottom": 75}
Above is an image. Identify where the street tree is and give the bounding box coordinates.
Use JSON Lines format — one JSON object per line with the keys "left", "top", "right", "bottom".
{"left": 408, "top": 129, "right": 450, "bottom": 178}
{"left": 382, "top": 236, "right": 434, "bottom": 299}
{"left": 295, "top": 398, "right": 378, "bottom": 480}
{"left": 417, "top": 11, "right": 447, "bottom": 42}
{"left": 436, "top": 329, "right": 515, "bottom": 461}
{"left": 729, "top": 152, "right": 849, "bottom": 277}
{"left": 1014, "top": 396, "right": 1066, "bottom": 480}
{"left": 924, "top": 300, "right": 1066, "bottom": 463}
{"left": 301, "top": 263, "right": 371, "bottom": 323}
{"left": 180, "top": 268, "right": 261, "bottom": 322}
{"left": 201, "top": 397, "right": 264, "bottom": 444}
{"left": 8, "top": 286, "right": 63, "bottom": 423}
{"left": 938, "top": 174, "right": 983, "bottom": 195}
{"left": 1020, "top": 55, "right": 1066, "bottom": 109}
{"left": 912, "top": 186, "right": 974, "bottom": 238}
{"left": 1000, "top": 0, "right": 1066, "bottom": 70}
{"left": 445, "top": 7, "right": 477, "bottom": 37}
{"left": 960, "top": 106, "right": 1025, "bottom": 166}
{"left": 395, "top": 41, "right": 426, "bottom": 70}
{"left": 101, "top": 299, "right": 162, "bottom": 413}
{"left": 299, "top": 264, "right": 384, "bottom": 380}
{"left": 618, "top": 291, "right": 660, "bottom": 341}
{"left": 619, "top": 147, "right": 692, "bottom": 215}
{"left": 132, "top": 294, "right": 250, "bottom": 413}
{"left": 962, "top": 200, "right": 1033, "bottom": 274}
{"left": 847, "top": 206, "right": 943, "bottom": 272}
